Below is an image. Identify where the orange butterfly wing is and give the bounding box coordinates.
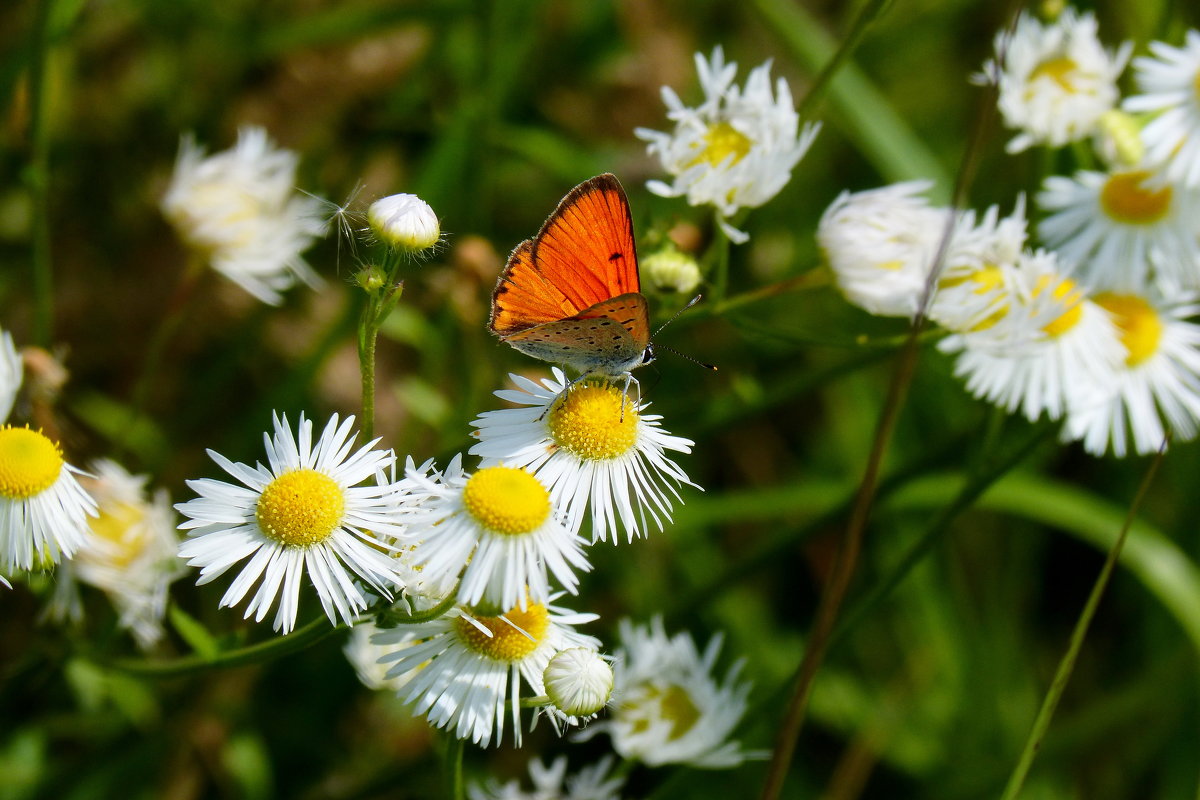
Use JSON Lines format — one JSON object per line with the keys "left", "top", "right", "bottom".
{"left": 490, "top": 174, "right": 640, "bottom": 336}
{"left": 489, "top": 240, "right": 582, "bottom": 336}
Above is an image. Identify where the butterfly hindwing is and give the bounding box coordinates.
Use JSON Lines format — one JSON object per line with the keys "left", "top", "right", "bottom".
{"left": 571, "top": 292, "right": 650, "bottom": 345}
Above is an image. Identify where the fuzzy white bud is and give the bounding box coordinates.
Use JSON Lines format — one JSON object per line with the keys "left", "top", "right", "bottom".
{"left": 368, "top": 193, "right": 440, "bottom": 252}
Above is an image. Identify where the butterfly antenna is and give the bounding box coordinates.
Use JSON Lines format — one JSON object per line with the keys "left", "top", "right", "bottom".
{"left": 657, "top": 344, "right": 718, "bottom": 371}
{"left": 653, "top": 293, "right": 705, "bottom": 338}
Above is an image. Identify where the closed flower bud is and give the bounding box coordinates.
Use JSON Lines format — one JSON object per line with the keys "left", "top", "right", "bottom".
{"left": 368, "top": 193, "right": 440, "bottom": 253}
{"left": 543, "top": 646, "right": 613, "bottom": 717}
{"left": 643, "top": 245, "right": 702, "bottom": 294}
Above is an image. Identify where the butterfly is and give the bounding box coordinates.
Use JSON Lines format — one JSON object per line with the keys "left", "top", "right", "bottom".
{"left": 489, "top": 173, "right": 655, "bottom": 386}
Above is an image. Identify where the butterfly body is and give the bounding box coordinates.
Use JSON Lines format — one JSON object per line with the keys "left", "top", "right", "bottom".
{"left": 490, "top": 174, "right": 653, "bottom": 378}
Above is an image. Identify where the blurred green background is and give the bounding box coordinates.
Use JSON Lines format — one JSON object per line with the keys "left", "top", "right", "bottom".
{"left": 3, "top": 0, "right": 1200, "bottom": 798}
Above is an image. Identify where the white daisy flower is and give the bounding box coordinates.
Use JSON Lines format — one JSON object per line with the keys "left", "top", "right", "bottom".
{"left": 161, "top": 126, "right": 327, "bottom": 305}
{"left": 938, "top": 250, "right": 1125, "bottom": 422}
{"left": 372, "top": 597, "right": 600, "bottom": 747}
{"left": 402, "top": 454, "right": 591, "bottom": 612}
{"left": 578, "top": 616, "right": 760, "bottom": 769}
{"left": 470, "top": 370, "right": 697, "bottom": 544}
{"left": 1037, "top": 167, "right": 1200, "bottom": 293}
{"left": 1124, "top": 30, "right": 1200, "bottom": 187}
{"left": 175, "top": 412, "right": 407, "bottom": 634}
{"left": 636, "top": 45, "right": 821, "bottom": 243}
{"left": 468, "top": 756, "right": 625, "bottom": 800}
{"left": 0, "top": 329, "right": 21, "bottom": 424}
{"left": 66, "top": 460, "right": 183, "bottom": 648}
{"left": 1062, "top": 293, "right": 1200, "bottom": 456}
{"left": 0, "top": 426, "right": 95, "bottom": 572}
{"left": 817, "top": 181, "right": 955, "bottom": 318}
{"left": 982, "top": 8, "right": 1131, "bottom": 153}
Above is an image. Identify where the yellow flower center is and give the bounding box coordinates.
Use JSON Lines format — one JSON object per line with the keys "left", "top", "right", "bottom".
{"left": 547, "top": 384, "right": 639, "bottom": 461}
{"left": 0, "top": 427, "right": 64, "bottom": 499}
{"left": 1033, "top": 275, "right": 1085, "bottom": 338}
{"left": 462, "top": 466, "right": 550, "bottom": 535}
{"left": 1029, "top": 56, "right": 1079, "bottom": 92}
{"left": 1099, "top": 170, "right": 1172, "bottom": 225}
{"left": 1094, "top": 293, "right": 1163, "bottom": 367}
{"left": 939, "top": 265, "right": 1010, "bottom": 331}
{"left": 255, "top": 469, "right": 345, "bottom": 547}
{"left": 690, "top": 121, "right": 752, "bottom": 168}
{"left": 454, "top": 602, "right": 550, "bottom": 662}
{"left": 624, "top": 683, "right": 702, "bottom": 740}
{"left": 91, "top": 501, "right": 149, "bottom": 568}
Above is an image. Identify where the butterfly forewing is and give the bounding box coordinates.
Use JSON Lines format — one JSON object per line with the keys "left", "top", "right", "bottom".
{"left": 532, "top": 174, "right": 640, "bottom": 311}
{"left": 490, "top": 240, "right": 584, "bottom": 335}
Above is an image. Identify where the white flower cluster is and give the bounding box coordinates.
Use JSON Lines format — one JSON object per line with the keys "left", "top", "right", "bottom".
{"left": 820, "top": 10, "right": 1200, "bottom": 459}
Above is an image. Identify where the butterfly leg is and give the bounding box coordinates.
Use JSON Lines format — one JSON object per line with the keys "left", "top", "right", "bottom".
{"left": 538, "top": 368, "right": 596, "bottom": 422}
{"left": 618, "top": 372, "right": 642, "bottom": 423}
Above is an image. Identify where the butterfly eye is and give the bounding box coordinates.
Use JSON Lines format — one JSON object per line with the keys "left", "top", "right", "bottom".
{"left": 641, "top": 345, "right": 656, "bottom": 365}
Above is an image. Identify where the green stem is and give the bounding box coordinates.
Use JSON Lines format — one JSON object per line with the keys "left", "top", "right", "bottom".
{"left": 446, "top": 736, "right": 465, "bottom": 800}
{"left": 358, "top": 294, "right": 379, "bottom": 441}
{"left": 792, "top": 0, "right": 893, "bottom": 122}
{"left": 376, "top": 590, "right": 458, "bottom": 627}
{"left": 758, "top": 311, "right": 922, "bottom": 800}
{"left": 998, "top": 440, "right": 1168, "bottom": 800}
{"left": 27, "top": 0, "right": 57, "bottom": 347}
{"left": 831, "top": 422, "right": 1053, "bottom": 649}
{"left": 710, "top": 215, "right": 732, "bottom": 303}
{"left": 105, "top": 614, "right": 342, "bottom": 678}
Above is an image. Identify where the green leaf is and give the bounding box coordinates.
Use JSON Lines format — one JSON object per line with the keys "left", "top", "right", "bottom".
{"left": 891, "top": 472, "right": 1200, "bottom": 656}
{"left": 168, "top": 605, "right": 219, "bottom": 659}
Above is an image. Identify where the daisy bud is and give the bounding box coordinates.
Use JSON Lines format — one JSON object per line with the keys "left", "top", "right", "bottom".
{"left": 355, "top": 264, "right": 387, "bottom": 292}
{"left": 543, "top": 646, "right": 613, "bottom": 717}
{"left": 368, "top": 193, "right": 440, "bottom": 253}
{"left": 643, "top": 245, "right": 702, "bottom": 294}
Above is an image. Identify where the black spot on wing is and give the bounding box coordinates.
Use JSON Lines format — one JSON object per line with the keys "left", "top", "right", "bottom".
{"left": 609, "top": 252, "right": 623, "bottom": 262}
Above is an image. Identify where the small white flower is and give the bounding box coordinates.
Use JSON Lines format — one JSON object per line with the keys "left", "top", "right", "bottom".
{"left": 636, "top": 46, "right": 821, "bottom": 243}
{"left": 68, "top": 460, "right": 183, "bottom": 648}
{"left": 1037, "top": 167, "right": 1200, "bottom": 293}
{"left": 402, "top": 455, "right": 590, "bottom": 612}
{"left": 579, "top": 617, "right": 761, "bottom": 768}
{"left": 0, "top": 426, "right": 95, "bottom": 573}
{"left": 373, "top": 597, "right": 599, "bottom": 747}
{"left": 543, "top": 646, "right": 613, "bottom": 718}
{"left": 817, "top": 181, "right": 955, "bottom": 318}
{"left": 468, "top": 756, "right": 625, "bottom": 800}
{"left": 161, "top": 126, "right": 327, "bottom": 305}
{"left": 1063, "top": 293, "right": 1200, "bottom": 456}
{"left": 939, "top": 251, "right": 1125, "bottom": 422}
{"left": 176, "top": 412, "right": 407, "bottom": 634}
{"left": 0, "top": 329, "right": 20, "bottom": 424}
{"left": 982, "top": 9, "right": 1131, "bottom": 153}
{"left": 344, "top": 619, "right": 424, "bottom": 692}
{"left": 368, "top": 193, "right": 440, "bottom": 253}
{"left": 1124, "top": 30, "right": 1200, "bottom": 187}
{"left": 470, "top": 370, "right": 697, "bottom": 544}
